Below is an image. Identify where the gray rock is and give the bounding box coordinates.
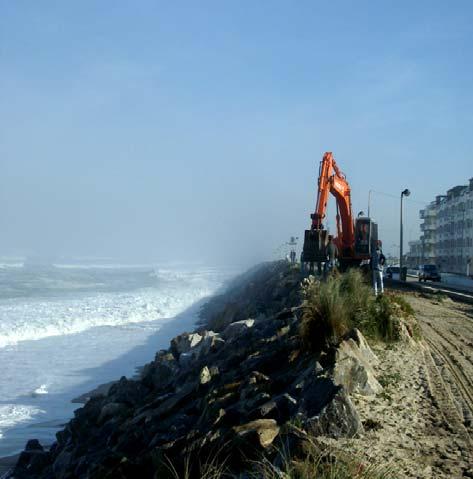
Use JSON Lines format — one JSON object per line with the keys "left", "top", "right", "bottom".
{"left": 52, "top": 449, "right": 73, "bottom": 477}
{"left": 255, "top": 393, "right": 298, "bottom": 421}
{"left": 97, "top": 402, "right": 127, "bottom": 424}
{"left": 298, "top": 377, "right": 338, "bottom": 417}
{"left": 222, "top": 319, "right": 255, "bottom": 341}
{"left": 25, "top": 439, "right": 43, "bottom": 452}
{"left": 332, "top": 329, "right": 382, "bottom": 396}
{"left": 196, "top": 331, "right": 225, "bottom": 358}
{"left": 178, "top": 351, "right": 193, "bottom": 368}
{"left": 199, "top": 366, "right": 212, "bottom": 384}
{"left": 142, "top": 353, "right": 179, "bottom": 390}
{"left": 233, "top": 419, "right": 280, "bottom": 448}
{"left": 108, "top": 376, "right": 149, "bottom": 406}
{"left": 152, "top": 381, "right": 198, "bottom": 418}
{"left": 306, "top": 389, "right": 363, "bottom": 438}
{"left": 171, "top": 332, "right": 203, "bottom": 357}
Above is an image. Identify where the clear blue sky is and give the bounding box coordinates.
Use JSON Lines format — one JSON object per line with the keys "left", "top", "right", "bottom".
{"left": 1, "top": 1, "right": 472, "bottom": 265}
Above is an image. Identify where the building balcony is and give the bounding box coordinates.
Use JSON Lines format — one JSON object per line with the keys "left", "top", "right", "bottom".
{"left": 420, "top": 223, "right": 436, "bottom": 232}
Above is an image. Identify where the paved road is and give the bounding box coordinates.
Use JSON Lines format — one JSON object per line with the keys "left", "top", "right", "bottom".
{"left": 406, "top": 273, "right": 473, "bottom": 294}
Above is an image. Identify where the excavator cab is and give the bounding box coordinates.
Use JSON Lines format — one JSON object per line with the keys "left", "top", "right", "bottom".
{"left": 354, "top": 217, "right": 378, "bottom": 258}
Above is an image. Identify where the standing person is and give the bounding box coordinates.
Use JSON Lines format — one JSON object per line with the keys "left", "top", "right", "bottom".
{"left": 323, "top": 235, "right": 338, "bottom": 278}
{"left": 371, "top": 241, "right": 386, "bottom": 296}
{"left": 326, "top": 235, "right": 338, "bottom": 272}
{"left": 290, "top": 249, "right": 296, "bottom": 264}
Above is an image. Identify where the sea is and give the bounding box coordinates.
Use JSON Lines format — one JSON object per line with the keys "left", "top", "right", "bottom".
{"left": 0, "top": 260, "right": 233, "bottom": 457}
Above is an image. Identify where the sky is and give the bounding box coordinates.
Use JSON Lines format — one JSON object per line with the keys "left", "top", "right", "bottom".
{"left": 1, "top": 1, "right": 472, "bottom": 266}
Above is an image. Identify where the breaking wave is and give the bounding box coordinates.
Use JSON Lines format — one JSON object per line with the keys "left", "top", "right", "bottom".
{"left": 0, "top": 266, "right": 223, "bottom": 349}
{"left": 0, "top": 405, "right": 44, "bottom": 439}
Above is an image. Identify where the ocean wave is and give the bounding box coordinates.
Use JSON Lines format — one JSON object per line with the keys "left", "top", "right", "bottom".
{"left": 0, "top": 263, "right": 24, "bottom": 269}
{"left": 0, "top": 404, "right": 44, "bottom": 439}
{"left": 0, "top": 269, "right": 223, "bottom": 349}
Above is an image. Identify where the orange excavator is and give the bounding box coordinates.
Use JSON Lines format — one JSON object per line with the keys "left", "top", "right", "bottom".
{"left": 302, "top": 152, "right": 378, "bottom": 270}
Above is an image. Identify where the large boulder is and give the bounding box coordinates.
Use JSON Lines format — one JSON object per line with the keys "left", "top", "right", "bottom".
{"left": 222, "top": 319, "right": 255, "bottom": 341}
{"left": 11, "top": 440, "right": 50, "bottom": 479}
{"left": 233, "top": 419, "right": 280, "bottom": 448}
{"left": 306, "top": 389, "right": 362, "bottom": 438}
{"left": 194, "top": 331, "right": 225, "bottom": 358}
{"left": 141, "top": 351, "right": 179, "bottom": 390}
{"left": 97, "top": 402, "right": 128, "bottom": 424}
{"left": 332, "top": 329, "right": 382, "bottom": 396}
{"left": 170, "top": 332, "right": 203, "bottom": 357}
{"left": 108, "top": 376, "right": 149, "bottom": 406}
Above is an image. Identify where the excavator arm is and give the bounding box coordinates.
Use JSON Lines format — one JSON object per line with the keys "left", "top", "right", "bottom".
{"left": 310, "top": 152, "right": 354, "bottom": 252}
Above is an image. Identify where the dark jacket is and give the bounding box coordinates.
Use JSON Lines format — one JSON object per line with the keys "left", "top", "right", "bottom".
{"left": 327, "top": 242, "right": 338, "bottom": 261}
{"left": 371, "top": 249, "right": 386, "bottom": 271}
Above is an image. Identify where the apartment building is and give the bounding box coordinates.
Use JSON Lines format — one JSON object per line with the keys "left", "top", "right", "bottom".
{"left": 407, "top": 178, "right": 473, "bottom": 275}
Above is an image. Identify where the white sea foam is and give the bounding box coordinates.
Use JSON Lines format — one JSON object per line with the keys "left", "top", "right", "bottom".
{"left": 0, "top": 263, "right": 24, "bottom": 269}
{"left": 0, "top": 265, "right": 232, "bottom": 453}
{"left": 0, "top": 405, "right": 44, "bottom": 439}
{"left": 33, "top": 385, "right": 49, "bottom": 396}
{"left": 0, "top": 267, "right": 222, "bottom": 349}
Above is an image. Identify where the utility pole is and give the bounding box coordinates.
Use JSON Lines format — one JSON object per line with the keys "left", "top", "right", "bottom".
{"left": 461, "top": 206, "right": 465, "bottom": 274}
{"left": 421, "top": 235, "right": 425, "bottom": 266}
{"left": 400, "top": 189, "right": 410, "bottom": 280}
{"left": 367, "top": 190, "right": 372, "bottom": 218}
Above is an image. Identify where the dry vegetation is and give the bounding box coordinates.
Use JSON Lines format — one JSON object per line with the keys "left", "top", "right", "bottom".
{"left": 300, "top": 269, "right": 418, "bottom": 352}
{"left": 251, "top": 434, "right": 393, "bottom": 479}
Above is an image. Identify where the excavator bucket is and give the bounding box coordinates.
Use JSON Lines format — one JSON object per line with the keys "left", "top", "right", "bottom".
{"left": 302, "top": 229, "right": 328, "bottom": 263}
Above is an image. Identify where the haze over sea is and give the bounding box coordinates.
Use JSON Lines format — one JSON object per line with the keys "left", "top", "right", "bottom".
{"left": 0, "top": 260, "right": 233, "bottom": 457}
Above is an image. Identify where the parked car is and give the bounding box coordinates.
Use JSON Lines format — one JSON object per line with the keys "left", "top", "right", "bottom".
{"left": 418, "top": 264, "right": 441, "bottom": 282}
{"left": 385, "top": 266, "right": 400, "bottom": 280}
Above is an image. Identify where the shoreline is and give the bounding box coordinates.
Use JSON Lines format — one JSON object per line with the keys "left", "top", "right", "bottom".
{"left": 0, "top": 454, "right": 19, "bottom": 476}
{"left": 0, "top": 294, "right": 215, "bottom": 463}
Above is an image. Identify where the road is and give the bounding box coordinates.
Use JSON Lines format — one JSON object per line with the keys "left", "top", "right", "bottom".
{"left": 406, "top": 273, "right": 473, "bottom": 294}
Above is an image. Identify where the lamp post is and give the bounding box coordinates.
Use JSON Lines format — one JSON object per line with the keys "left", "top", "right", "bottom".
{"left": 400, "top": 188, "right": 411, "bottom": 280}
{"left": 367, "top": 190, "right": 372, "bottom": 217}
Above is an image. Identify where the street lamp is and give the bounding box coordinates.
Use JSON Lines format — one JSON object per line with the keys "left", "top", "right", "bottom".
{"left": 400, "top": 188, "right": 411, "bottom": 280}
{"left": 368, "top": 190, "right": 372, "bottom": 217}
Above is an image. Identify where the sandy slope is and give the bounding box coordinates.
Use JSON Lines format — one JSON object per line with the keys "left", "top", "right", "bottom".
{"left": 331, "top": 294, "right": 473, "bottom": 478}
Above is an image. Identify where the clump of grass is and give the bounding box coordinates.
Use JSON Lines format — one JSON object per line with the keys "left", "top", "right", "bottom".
{"left": 301, "top": 270, "right": 418, "bottom": 351}
{"left": 300, "top": 275, "right": 350, "bottom": 352}
{"left": 378, "top": 371, "right": 402, "bottom": 388}
{"left": 161, "top": 448, "right": 230, "bottom": 479}
{"left": 252, "top": 436, "right": 393, "bottom": 479}
{"left": 368, "top": 295, "right": 400, "bottom": 342}
{"left": 339, "top": 269, "right": 373, "bottom": 322}
{"left": 388, "top": 293, "right": 415, "bottom": 316}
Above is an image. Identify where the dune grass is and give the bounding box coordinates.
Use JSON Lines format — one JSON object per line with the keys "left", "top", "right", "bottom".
{"left": 251, "top": 434, "right": 393, "bottom": 479}
{"left": 162, "top": 438, "right": 393, "bottom": 479}
{"left": 300, "top": 269, "right": 416, "bottom": 352}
